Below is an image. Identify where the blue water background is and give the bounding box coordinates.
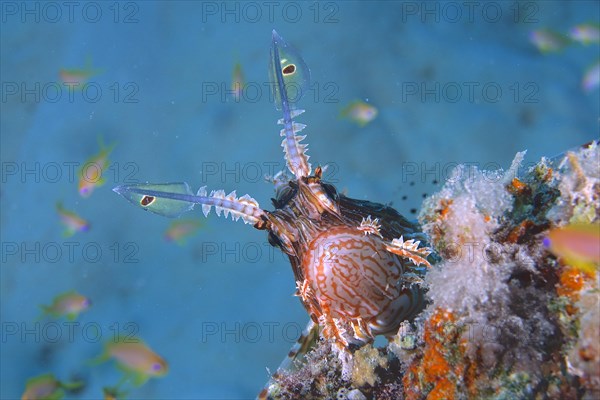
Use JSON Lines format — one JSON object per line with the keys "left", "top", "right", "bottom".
{"left": 1, "top": 1, "right": 599, "bottom": 398}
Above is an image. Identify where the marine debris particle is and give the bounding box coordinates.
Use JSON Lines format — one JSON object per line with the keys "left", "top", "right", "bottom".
{"left": 264, "top": 142, "right": 599, "bottom": 399}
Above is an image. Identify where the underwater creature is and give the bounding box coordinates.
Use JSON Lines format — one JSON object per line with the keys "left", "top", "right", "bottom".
{"left": 340, "top": 100, "right": 378, "bottom": 127}
{"left": 91, "top": 337, "right": 168, "bottom": 386}
{"left": 21, "top": 373, "right": 82, "bottom": 400}
{"left": 113, "top": 29, "right": 432, "bottom": 391}
{"left": 582, "top": 61, "right": 600, "bottom": 92}
{"left": 102, "top": 385, "right": 127, "bottom": 400}
{"left": 544, "top": 223, "right": 600, "bottom": 275}
{"left": 79, "top": 137, "right": 116, "bottom": 197}
{"left": 56, "top": 203, "right": 90, "bottom": 237}
{"left": 59, "top": 57, "right": 103, "bottom": 88}
{"left": 164, "top": 218, "right": 203, "bottom": 244}
{"left": 529, "top": 29, "right": 571, "bottom": 53}
{"left": 231, "top": 61, "right": 244, "bottom": 101}
{"left": 21, "top": 373, "right": 62, "bottom": 400}
{"left": 529, "top": 27, "right": 599, "bottom": 93}
{"left": 570, "top": 23, "right": 600, "bottom": 45}
{"left": 38, "top": 290, "right": 91, "bottom": 321}
{"left": 114, "top": 29, "right": 431, "bottom": 347}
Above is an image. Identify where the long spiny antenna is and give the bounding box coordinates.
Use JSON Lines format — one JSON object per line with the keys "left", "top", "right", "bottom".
{"left": 113, "top": 183, "right": 266, "bottom": 225}
{"left": 271, "top": 30, "right": 312, "bottom": 179}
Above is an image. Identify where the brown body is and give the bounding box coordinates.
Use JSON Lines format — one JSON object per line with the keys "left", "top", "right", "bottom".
{"left": 258, "top": 174, "right": 428, "bottom": 348}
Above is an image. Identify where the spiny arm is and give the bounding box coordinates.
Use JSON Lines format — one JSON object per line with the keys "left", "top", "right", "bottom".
{"left": 358, "top": 216, "right": 433, "bottom": 268}
{"left": 113, "top": 182, "right": 266, "bottom": 225}
{"left": 270, "top": 30, "right": 312, "bottom": 179}
{"left": 278, "top": 109, "right": 311, "bottom": 179}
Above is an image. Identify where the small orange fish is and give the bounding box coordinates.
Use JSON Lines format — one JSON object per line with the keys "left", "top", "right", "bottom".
{"left": 91, "top": 337, "right": 168, "bottom": 386}
{"left": 544, "top": 223, "right": 600, "bottom": 275}
{"left": 529, "top": 29, "right": 571, "bottom": 53}
{"left": 231, "top": 62, "right": 244, "bottom": 101}
{"left": 582, "top": 61, "right": 599, "bottom": 92}
{"left": 56, "top": 203, "right": 90, "bottom": 237}
{"left": 59, "top": 57, "right": 103, "bottom": 88}
{"left": 79, "top": 138, "right": 116, "bottom": 197}
{"left": 102, "top": 386, "right": 127, "bottom": 400}
{"left": 164, "top": 219, "right": 203, "bottom": 245}
{"left": 21, "top": 374, "right": 62, "bottom": 400}
{"left": 570, "top": 23, "right": 600, "bottom": 45}
{"left": 21, "top": 373, "right": 83, "bottom": 400}
{"left": 39, "top": 290, "right": 91, "bottom": 321}
{"left": 340, "top": 100, "right": 378, "bottom": 127}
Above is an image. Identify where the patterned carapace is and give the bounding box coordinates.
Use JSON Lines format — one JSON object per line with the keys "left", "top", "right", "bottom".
{"left": 114, "top": 31, "right": 433, "bottom": 351}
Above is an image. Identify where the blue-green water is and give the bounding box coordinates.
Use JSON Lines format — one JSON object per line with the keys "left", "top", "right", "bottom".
{"left": 1, "top": 1, "right": 598, "bottom": 399}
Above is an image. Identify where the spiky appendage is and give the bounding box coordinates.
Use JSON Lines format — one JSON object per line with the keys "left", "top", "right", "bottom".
{"left": 350, "top": 318, "right": 374, "bottom": 344}
{"left": 385, "top": 236, "right": 433, "bottom": 268}
{"left": 279, "top": 109, "right": 312, "bottom": 179}
{"left": 295, "top": 279, "right": 313, "bottom": 304}
{"left": 357, "top": 215, "right": 383, "bottom": 238}
{"left": 319, "top": 313, "right": 351, "bottom": 350}
{"left": 112, "top": 182, "right": 268, "bottom": 223}
{"left": 196, "top": 186, "right": 263, "bottom": 224}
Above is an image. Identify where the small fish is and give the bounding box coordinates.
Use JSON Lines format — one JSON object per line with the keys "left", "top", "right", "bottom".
{"left": 39, "top": 291, "right": 91, "bottom": 321}
{"left": 91, "top": 337, "right": 168, "bottom": 386}
{"left": 21, "top": 374, "right": 62, "bottom": 400}
{"left": 56, "top": 203, "right": 90, "bottom": 237}
{"left": 582, "top": 61, "right": 600, "bottom": 92}
{"left": 164, "top": 218, "right": 203, "bottom": 245}
{"left": 570, "top": 23, "right": 600, "bottom": 45}
{"left": 543, "top": 223, "right": 600, "bottom": 275}
{"left": 21, "top": 373, "right": 83, "bottom": 400}
{"left": 79, "top": 137, "right": 116, "bottom": 197}
{"left": 231, "top": 62, "right": 244, "bottom": 101}
{"left": 59, "top": 56, "right": 103, "bottom": 88}
{"left": 102, "top": 386, "right": 127, "bottom": 400}
{"left": 340, "top": 100, "right": 378, "bottom": 127}
{"left": 529, "top": 29, "right": 571, "bottom": 53}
